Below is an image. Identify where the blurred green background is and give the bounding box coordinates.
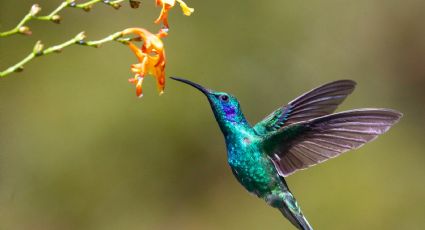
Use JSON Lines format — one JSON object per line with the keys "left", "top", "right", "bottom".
{"left": 1, "top": 0, "right": 424, "bottom": 229}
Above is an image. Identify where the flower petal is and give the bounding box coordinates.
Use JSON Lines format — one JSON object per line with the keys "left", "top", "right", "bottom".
{"left": 136, "top": 76, "right": 144, "bottom": 97}
{"left": 176, "top": 0, "right": 194, "bottom": 16}
{"left": 122, "top": 27, "right": 167, "bottom": 97}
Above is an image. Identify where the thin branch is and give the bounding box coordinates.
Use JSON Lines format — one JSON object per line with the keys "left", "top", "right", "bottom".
{"left": 0, "top": 31, "right": 137, "bottom": 77}
{"left": 0, "top": 0, "right": 126, "bottom": 37}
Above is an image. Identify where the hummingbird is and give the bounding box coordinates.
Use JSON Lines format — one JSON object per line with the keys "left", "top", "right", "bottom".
{"left": 171, "top": 77, "right": 402, "bottom": 230}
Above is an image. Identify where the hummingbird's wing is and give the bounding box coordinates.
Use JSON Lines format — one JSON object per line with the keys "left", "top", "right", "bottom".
{"left": 262, "top": 109, "right": 402, "bottom": 177}
{"left": 254, "top": 80, "right": 356, "bottom": 135}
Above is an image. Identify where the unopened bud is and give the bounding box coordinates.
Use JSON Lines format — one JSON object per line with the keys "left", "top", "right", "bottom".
{"left": 129, "top": 0, "right": 141, "bottom": 9}
{"left": 33, "top": 40, "right": 44, "bottom": 55}
{"left": 15, "top": 66, "right": 24, "bottom": 73}
{"left": 75, "top": 32, "right": 87, "bottom": 41}
{"left": 111, "top": 3, "right": 121, "bottom": 9}
{"left": 51, "top": 15, "right": 61, "bottom": 24}
{"left": 83, "top": 5, "right": 92, "bottom": 12}
{"left": 18, "top": 26, "right": 32, "bottom": 35}
{"left": 30, "top": 4, "right": 42, "bottom": 16}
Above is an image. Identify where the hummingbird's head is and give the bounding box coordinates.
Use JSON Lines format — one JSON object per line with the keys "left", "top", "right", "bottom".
{"left": 171, "top": 77, "right": 249, "bottom": 134}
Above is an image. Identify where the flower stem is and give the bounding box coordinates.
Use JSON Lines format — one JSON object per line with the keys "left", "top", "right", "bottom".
{"left": 0, "top": 0, "right": 126, "bottom": 37}
{"left": 80, "top": 31, "right": 128, "bottom": 47}
{"left": 0, "top": 31, "right": 134, "bottom": 77}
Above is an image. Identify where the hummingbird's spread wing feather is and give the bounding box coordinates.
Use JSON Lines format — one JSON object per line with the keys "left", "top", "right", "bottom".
{"left": 263, "top": 109, "right": 402, "bottom": 177}
{"left": 254, "top": 80, "right": 356, "bottom": 135}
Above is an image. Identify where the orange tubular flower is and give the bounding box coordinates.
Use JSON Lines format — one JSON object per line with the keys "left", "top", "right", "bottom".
{"left": 122, "top": 28, "right": 167, "bottom": 97}
{"left": 155, "top": 0, "right": 194, "bottom": 28}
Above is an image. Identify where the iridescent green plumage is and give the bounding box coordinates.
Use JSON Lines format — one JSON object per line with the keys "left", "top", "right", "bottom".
{"left": 171, "top": 77, "right": 402, "bottom": 230}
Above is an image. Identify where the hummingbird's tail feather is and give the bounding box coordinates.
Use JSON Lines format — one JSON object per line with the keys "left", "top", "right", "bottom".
{"left": 266, "top": 191, "right": 313, "bottom": 230}
{"left": 278, "top": 203, "right": 313, "bottom": 230}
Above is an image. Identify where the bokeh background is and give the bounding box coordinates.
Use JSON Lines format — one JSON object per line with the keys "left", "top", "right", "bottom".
{"left": 1, "top": 0, "right": 425, "bottom": 229}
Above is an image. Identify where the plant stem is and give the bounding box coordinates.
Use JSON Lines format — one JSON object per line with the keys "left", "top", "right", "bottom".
{"left": 0, "top": 31, "right": 134, "bottom": 77}
{"left": 0, "top": 0, "right": 126, "bottom": 37}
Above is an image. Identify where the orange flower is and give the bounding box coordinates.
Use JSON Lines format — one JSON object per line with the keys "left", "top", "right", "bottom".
{"left": 122, "top": 28, "right": 168, "bottom": 97}
{"left": 155, "top": 0, "right": 194, "bottom": 28}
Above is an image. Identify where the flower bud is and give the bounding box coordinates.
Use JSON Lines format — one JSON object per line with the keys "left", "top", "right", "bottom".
{"left": 83, "top": 5, "right": 92, "bottom": 12}
{"left": 33, "top": 40, "right": 44, "bottom": 55}
{"left": 129, "top": 0, "right": 141, "bottom": 8}
{"left": 75, "top": 32, "right": 87, "bottom": 41}
{"left": 51, "top": 15, "right": 61, "bottom": 24}
{"left": 30, "top": 4, "right": 42, "bottom": 16}
{"left": 15, "top": 66, "right": 24, "bottom": 73}
{"left": 18, "top": 26, "right": 32, "bottom": 35}
{"left": 111, "top": 3, "right": 121, "bottom": 9}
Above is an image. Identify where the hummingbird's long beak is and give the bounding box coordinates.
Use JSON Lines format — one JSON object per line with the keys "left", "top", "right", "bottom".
{"left": 170, "top": 77, "right": 211, "bottom": 95}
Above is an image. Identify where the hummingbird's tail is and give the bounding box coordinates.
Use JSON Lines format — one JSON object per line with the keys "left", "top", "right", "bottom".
{"left": 266, "top": 191, "right": 313, "bottom": 230}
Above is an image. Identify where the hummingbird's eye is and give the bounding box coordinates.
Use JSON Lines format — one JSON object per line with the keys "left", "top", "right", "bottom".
{"left": 220, "top": 95, "right": 229, "bottom": 102}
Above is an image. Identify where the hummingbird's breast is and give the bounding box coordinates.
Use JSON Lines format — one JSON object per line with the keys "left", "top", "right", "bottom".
{"left": 225, "top": 134, "right": 280, "bottom": 197}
